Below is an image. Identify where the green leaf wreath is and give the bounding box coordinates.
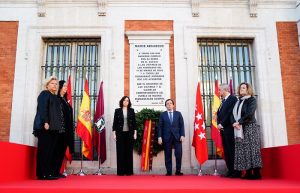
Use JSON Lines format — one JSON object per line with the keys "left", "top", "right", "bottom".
{"left": 134, "top": 108, "right": 164, "bottom": 156}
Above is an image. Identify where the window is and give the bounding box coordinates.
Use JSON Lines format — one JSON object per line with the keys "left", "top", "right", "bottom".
{"left": 198, "top": 39, "right": 256, "bottom": 158}
{"left": 42, "top": 38, "right": 101, "bottom": 160}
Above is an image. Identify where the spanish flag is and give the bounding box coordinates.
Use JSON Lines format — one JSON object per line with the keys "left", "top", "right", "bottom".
{"left": 141, "top": 120, "right": 155, "bottom": 171}
{"left": 211, "top": 79, "right": 224, "bottom": 158}
{"left": 76, "top": 79, "right": 93, "bottom": 160}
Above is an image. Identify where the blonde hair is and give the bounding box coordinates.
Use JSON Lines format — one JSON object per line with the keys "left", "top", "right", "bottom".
{"left": 237, "top": 82, "right": 255, "bottom": 96}
{"left": 43, "top": 75, "right": 58, "bottom": 90}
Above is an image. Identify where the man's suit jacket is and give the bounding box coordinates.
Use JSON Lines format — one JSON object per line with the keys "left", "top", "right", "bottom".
{"left": 217, "top": 95, "right": 237, "bottom": 129}
{"left": 158, "top": 111, "right": 185, "bottom": 142}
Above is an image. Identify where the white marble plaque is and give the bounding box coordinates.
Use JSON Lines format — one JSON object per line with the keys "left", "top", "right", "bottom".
{"left": 130, "top": 43, "right": 170, "bottom": 107}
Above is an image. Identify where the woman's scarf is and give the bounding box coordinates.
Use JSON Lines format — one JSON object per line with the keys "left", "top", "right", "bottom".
{"left": 232, "top": 95, "right": 251, "bottom": 139}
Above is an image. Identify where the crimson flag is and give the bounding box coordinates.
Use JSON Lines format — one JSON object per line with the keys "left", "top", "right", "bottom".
{"left": 93, "top": 81, "right": 107, "bottom": 164}
{"left": 229, "top": 78, "right": 234, "bottom": 95}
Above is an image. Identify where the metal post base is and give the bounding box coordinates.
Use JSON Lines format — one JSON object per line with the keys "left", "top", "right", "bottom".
{"left": 62, "top": 169, "right": 68, "bottom": 177}
{"left": 76, "top": 169, "right": 87, "bottom": 176}
{"left": 93, "top": 169, "right": 103, "bottom": 175}
{"left": 213, "top": 169, "right": 219, "bottom": 176}
{"left": 198, "top": 169, "right": 204, "bottom": 176}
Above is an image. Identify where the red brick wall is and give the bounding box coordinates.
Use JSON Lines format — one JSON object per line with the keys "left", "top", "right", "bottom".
{"left": 0, "top": 21, "right": 18, "bottom": 141}
{"left": 124, "top": 20, "right": 176, "bottom": 103}
{"left": 276, "top": 22, "right": 300, "bottom": 145}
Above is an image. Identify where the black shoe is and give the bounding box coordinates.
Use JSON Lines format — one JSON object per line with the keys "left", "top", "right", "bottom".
{"left": 175, "top": 171, "right": 183, "bottom": 176}
{"left": 221, "top": 171, "right": 232, "bottom": 178}
{"left": 165, "top": 172, "right": 172, "bottom": 176}
{"left": 230, "top": 171, "right": 241, "bottom": 178}
{"left": 241, "top": 169, "right": 252, "bottom": 180}
{"left": 37, "top": 176, "right": 47, "bottom": 180}
{"left": 45, "top": 175, "right": 59, "bottom": 180}
{"left": 249, "top": 172, "right": 262, "bottom": 180}
{"left": 251, "top": 168, "right": 262, "bottom": 180}
{"left": 58, "top": 174, "right": 66, "bottom": 178}
{"left": 250, "top": 175, "right": 262, "bottom": 180}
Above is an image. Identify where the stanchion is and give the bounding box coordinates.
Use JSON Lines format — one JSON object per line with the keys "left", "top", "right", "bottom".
{"left": 213, "top": 148, "right": 219, "bottom": 176}
{"left": 198, "top": 164, "right": 204, "bottom": 176}
{"left": 62, "top": 168, "right": 68, "bottom": 177}
{"left": 94, "top": 156, "right": 103, "bottom": 175}
{"left": 76, "top": 154, "right": 87, "bottom": 176}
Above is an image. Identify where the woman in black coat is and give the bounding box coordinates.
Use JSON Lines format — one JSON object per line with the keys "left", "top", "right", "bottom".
{"left": 52, "top": 80, "right": 74, "bottom": 178}
{"left": 33, "top": 76, "right": 64, "bottom": 180}
{"left": 231, "top": 82, "right": 263, "bottom": 180}
{"left": 112, "top": 96, "right": 137, "bottom": 176}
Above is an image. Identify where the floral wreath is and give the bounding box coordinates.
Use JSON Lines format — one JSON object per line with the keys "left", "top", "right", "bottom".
{"left": 134, "top": 108, "right": 164, "bottom": 156}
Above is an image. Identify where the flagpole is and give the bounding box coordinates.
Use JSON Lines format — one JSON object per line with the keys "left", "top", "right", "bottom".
{"left": 94, "top": 156, "right": 103, "bottom": 175}
{"left": 213, "top": 147, "right": 219, "bottom": 176}
{"left": 62, "top": 162, "right": 68, "bottom": 176}
{"left": 76, "top": 154, "right": 87, "bottom": 176}
{"left": 198, "top": 164, "right": 203, "bottom": 176}
{"left": 76, "top": 141, "right": 87, "bottom": 176}
{"left": 94, "top": 138, "right": 103, "bottom": 175}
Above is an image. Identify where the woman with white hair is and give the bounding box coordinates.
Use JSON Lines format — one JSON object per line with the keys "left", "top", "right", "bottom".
{"left": 33, "top": 76, "right": 64, "bottom": 180}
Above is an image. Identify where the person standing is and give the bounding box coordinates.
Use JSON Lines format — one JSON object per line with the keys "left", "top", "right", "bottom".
{"left": 158, "top": 99, "right": 185, "bottom": 176}
{"left": 232, "top": 82, "right": 263, "bottom": 180}
{"left": 33, "top": 76, "right": 63, "bottom": 180}
{"left": 52, "top": 80, "right": 74, "bottom": 178}
{"left": 112, "top": 96, "right": 137, "bottom": 176}
{"left": 217, "top": 84, "right": 239, "bottom": 178}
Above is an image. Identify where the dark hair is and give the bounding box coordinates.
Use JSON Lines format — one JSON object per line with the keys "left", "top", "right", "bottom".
{"left": 165, "top": 99, "right": 174, "bottom": 107}
{"left": 119, "top": 96, "right": 132, "bottom": 108}
{"left": 58, "top": 80, "right": 68, "bottom": 100}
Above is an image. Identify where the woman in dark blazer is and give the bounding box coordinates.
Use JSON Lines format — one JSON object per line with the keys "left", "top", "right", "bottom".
{"left": 112, "top": 96, "right": 137, "bottom": 176}
{"left": 33, "top": 76, "right": 64, "bottom": 180}
{"left": 52, "top": 80, "right": 74, "bottom": 178}
{"left": 231, "top": 82, "right": 262, "bottom": 180}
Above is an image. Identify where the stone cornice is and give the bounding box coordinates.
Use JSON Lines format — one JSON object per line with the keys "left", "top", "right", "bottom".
{"left": 0, "top": 0, "right": 297, "bottom": 5}
{"left": 0, "top": 0, "right": 297, "bottom": 13}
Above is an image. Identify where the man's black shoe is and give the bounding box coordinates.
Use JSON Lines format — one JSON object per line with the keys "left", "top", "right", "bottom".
{"left": 46, "top": 175, "right": 59, "bottom": 180}
{"left": 165, "top": 172, "right": 172, "bottom": 176}
{"left": 37, "top": 176, "right": 47, "bottom": 180}
{"left": 175, "top": 171, "right": 183, "bottom": 176}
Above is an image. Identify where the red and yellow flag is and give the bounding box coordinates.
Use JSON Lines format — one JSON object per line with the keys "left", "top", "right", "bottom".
{"left": 76, "top": 79, "right": 93, "bottom": 160}
{"left": 211, "top": 79, "right": 224, "bottom": 158}
{"left": 141, "top": 120, "right": 151, "bottom": 171}
{"left": 141, "top": 119, "right": 156, "bottom": 171}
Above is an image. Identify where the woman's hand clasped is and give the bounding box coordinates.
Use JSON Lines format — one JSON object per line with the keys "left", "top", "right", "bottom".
{"left": 44, "top": 123, "right": 49, "bottom": 130}
{"left": 113, "top": 131, "right": 117, "bottom": 141}
{"left": 233, "top": 122, "right": 241, "bottom": 129}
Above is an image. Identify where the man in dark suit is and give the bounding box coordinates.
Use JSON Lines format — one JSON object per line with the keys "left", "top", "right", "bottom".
{"left": 217, "top": 84, "right": 240, "bottom": 178}
{"left": 158, "top": 99, "right": 185, "bottom": 176}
